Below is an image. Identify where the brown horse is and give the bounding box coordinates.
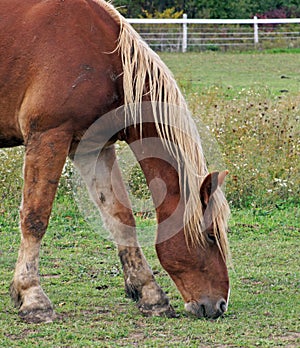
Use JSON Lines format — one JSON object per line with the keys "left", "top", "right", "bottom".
{"left": 0, "top": 0, "right": 231, "bottom": 323}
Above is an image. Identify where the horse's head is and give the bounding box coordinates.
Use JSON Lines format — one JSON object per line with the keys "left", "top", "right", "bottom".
{"left": 156, "top": 171, "right": 230, "bottom": 319}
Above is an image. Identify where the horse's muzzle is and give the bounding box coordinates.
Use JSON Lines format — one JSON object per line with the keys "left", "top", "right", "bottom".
{"left": 185, "top": 297, "right": 228, "bottom": 319}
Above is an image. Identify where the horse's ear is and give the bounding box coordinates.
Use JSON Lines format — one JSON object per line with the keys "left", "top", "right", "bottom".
{"left": 218, "top": 170, "right": 229, "bottom": 187}
{"left": 200, "top": 170, "right": 229, "bottom": 207}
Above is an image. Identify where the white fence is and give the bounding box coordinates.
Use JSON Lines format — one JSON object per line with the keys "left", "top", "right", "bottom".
{"left": 127, "top": 17, "right": 300, "bottom": 52}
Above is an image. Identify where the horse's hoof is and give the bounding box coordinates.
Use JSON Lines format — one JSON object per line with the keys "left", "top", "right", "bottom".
{"left": 19, "top": 307, "right": 56, "bottom": 323}
{"left": 138, "top": 302, "right": 178, "bottom": 318}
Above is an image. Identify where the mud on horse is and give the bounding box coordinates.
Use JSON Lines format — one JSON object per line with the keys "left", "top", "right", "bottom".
{"left": 0, "top": 0, "right": 231, "bottom": 323}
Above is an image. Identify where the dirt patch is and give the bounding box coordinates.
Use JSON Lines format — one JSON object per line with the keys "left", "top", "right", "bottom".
{"left": 5, "top": 328, "right": 36, "bottom": 340}
{"left": 275, "top": 331, "right": 300, "bottom": 347}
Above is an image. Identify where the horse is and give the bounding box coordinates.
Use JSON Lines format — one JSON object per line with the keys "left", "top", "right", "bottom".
{"left": 0, "top": 0, "right": 231, "bottom": 323}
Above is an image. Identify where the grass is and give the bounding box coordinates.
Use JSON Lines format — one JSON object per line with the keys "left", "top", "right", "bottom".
{"left": 0, "top": 52, "right": 299, "bottom": 346}
{"left": 0, "top": 199, "right": 299, "bottom": 347}
{"left": 160, "top": 51, "right": 300, "bottom": 96}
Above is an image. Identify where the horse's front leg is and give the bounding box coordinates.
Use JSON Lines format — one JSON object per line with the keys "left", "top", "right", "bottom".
{"left": 10, "top": 129, "right": 72, "bottom": 323}
{"left": 74, "top": 145, "right": 176, "bottom": 317}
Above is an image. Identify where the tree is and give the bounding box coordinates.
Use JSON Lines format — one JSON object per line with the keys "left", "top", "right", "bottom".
{"left": 111, "top": 0, "right": 300, "bottom": 18}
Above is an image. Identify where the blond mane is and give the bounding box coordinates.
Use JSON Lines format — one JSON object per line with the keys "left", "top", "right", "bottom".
{"left": 94, "top": 0, "right": 230, "bottom": 259}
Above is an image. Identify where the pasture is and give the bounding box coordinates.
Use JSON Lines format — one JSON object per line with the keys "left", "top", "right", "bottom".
{"left": 0, "top": 51, "right": 299, "bottom": 347}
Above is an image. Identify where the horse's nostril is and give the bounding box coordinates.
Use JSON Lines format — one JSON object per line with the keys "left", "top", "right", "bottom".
{"left": 186, "top": 298, "right": 228, "bottom": 319}
{"left": 218, "top": 299, "right": 227, "bottom": 313}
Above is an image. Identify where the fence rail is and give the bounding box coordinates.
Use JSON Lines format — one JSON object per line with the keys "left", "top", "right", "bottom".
{"left": 127, "top": 17, "right": 300, "bottom": 52}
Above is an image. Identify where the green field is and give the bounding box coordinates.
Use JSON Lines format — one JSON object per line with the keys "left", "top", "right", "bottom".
{"left": 0, "top": 51, "right": 299, "bottom": 347}
{"left": 161, "top": 50, "right": 300, "bottom": 96}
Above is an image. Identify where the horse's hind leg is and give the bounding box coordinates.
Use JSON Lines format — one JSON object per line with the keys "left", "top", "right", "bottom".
{"left": 10, "top": 128, "right": 72, "bottom": 323}
{"left": 74, "top": 145, "right": 176, "bottom": 317}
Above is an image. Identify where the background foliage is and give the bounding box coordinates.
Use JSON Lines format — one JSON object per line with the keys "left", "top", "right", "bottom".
{"left": 112, "top": 0, "right": 300, "bottom": 19}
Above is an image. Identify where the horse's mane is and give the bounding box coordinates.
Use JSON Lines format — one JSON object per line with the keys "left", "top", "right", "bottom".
{"left": 94, "top": 0, "right": 230, "bottom": 260}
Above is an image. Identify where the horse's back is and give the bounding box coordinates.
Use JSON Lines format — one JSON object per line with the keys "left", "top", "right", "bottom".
{"left": 0, "top": 0, "right": 123, "bottom": 147}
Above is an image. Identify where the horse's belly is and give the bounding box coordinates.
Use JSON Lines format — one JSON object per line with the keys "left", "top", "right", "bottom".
{"left": 0, "top": 134, "right": 23, "bottom": 148}
{"left": 0, "top": 108, "right": 24, "bottom": 147}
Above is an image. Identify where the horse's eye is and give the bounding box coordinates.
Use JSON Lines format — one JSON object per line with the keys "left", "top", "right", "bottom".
{"left": 206, "top": 233, "right": 216, "bottom": 244}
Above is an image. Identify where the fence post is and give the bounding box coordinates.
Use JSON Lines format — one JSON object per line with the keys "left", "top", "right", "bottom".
{"left": 182, "top": 13, "right": 187, "bottom": 52}
{"left": 253, "top": 16, "right": 259, "bottom": 46}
